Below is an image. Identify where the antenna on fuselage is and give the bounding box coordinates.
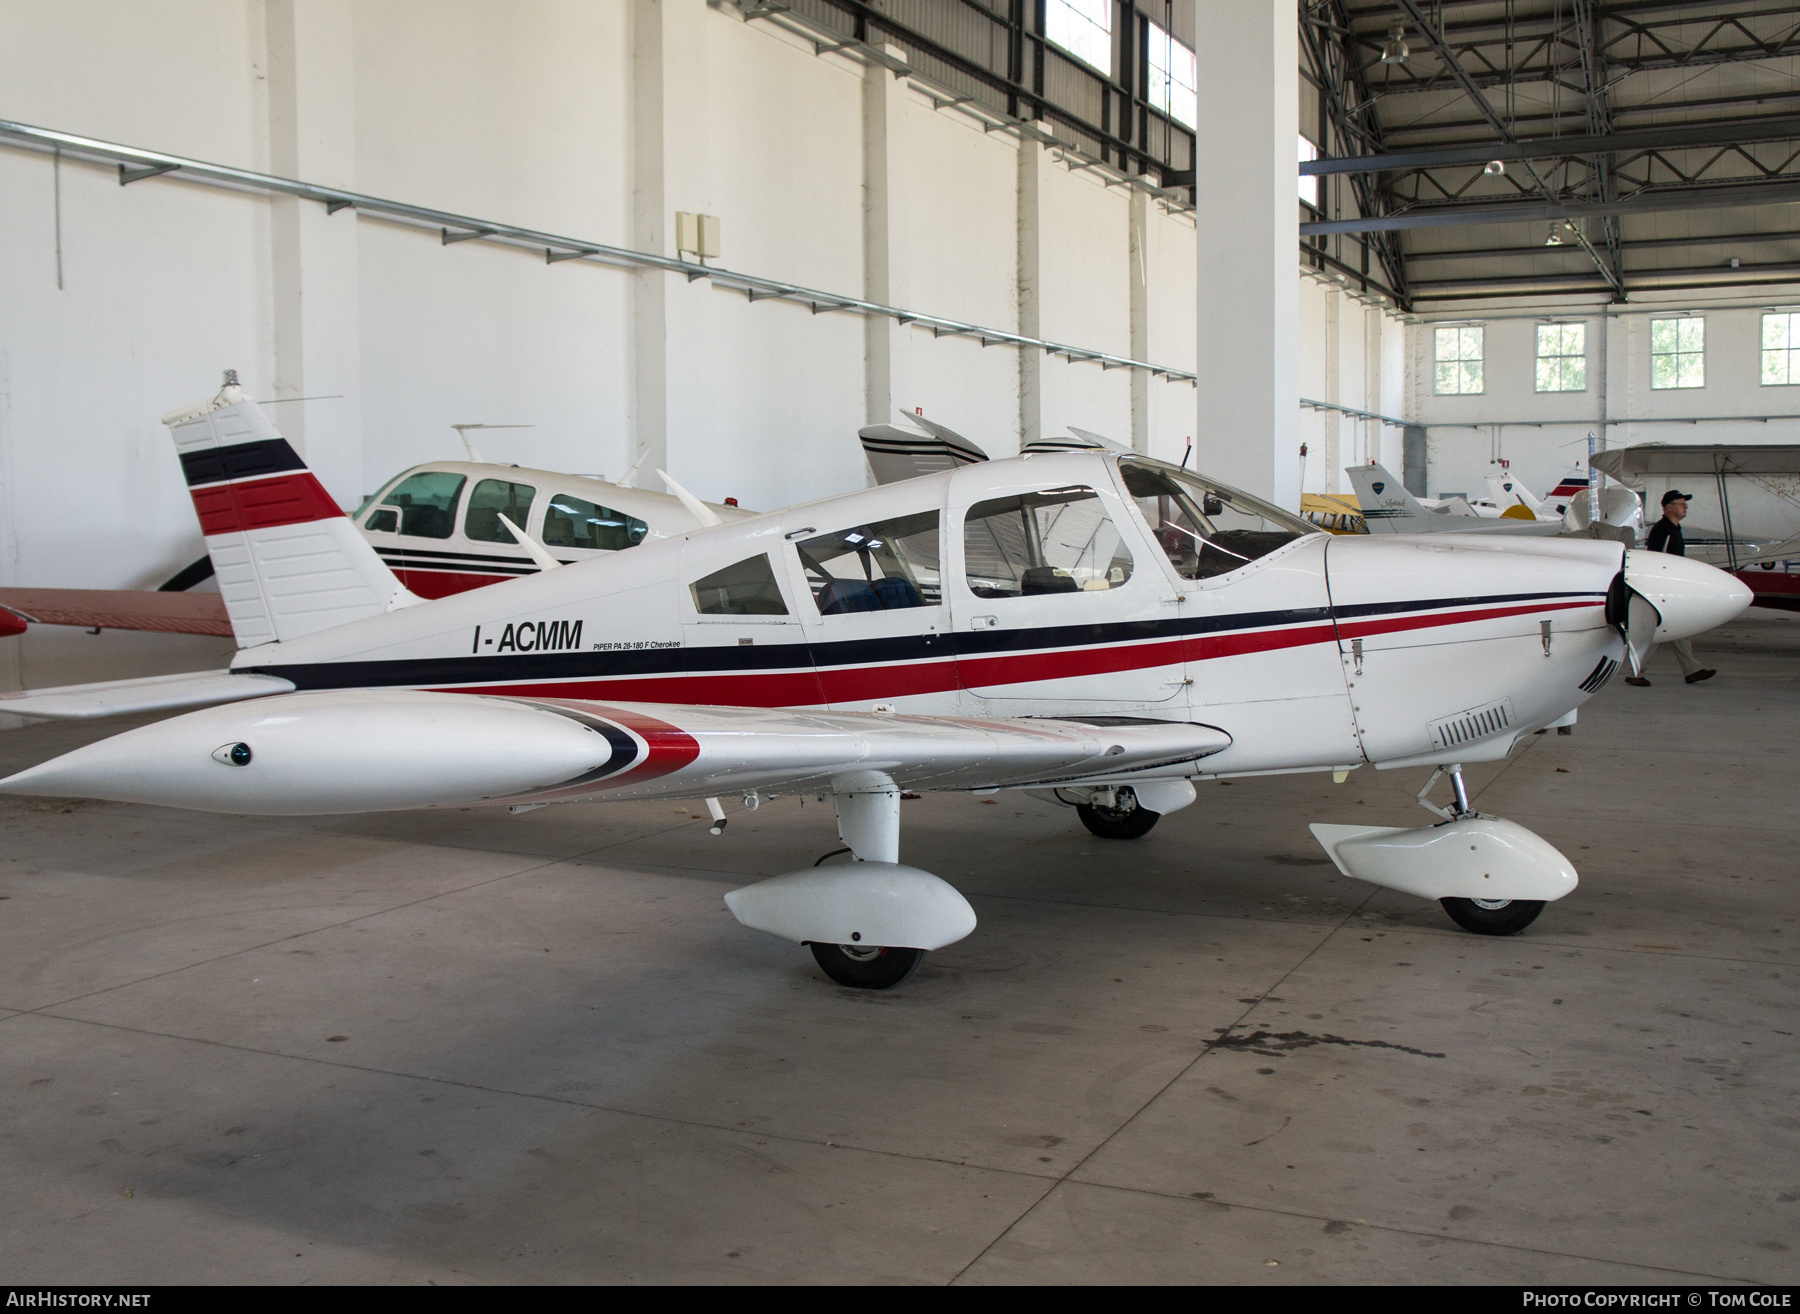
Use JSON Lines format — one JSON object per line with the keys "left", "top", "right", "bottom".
{"left": 450, "top": 423, "right": 533, "bottom": 464}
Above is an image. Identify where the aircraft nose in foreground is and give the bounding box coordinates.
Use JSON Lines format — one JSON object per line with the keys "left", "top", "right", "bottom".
{"left": 1622, "top": 548, "right": 1753, "bottom": 641}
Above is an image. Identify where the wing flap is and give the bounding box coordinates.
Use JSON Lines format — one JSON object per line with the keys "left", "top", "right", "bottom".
{"left": 0, "top": 588, "right": 233, "bottom": 637}
{"left": 0, "top": 670, "right": 294, "bottom": 721}
{"left": 513, "top": 699, "right": 1233, "bottom": 802}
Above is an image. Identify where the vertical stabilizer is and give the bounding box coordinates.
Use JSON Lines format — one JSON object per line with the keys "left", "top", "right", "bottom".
{"left": 162, "top": 384, "right": 418, "bottom": 647}
{"left": 1345, "top": 463, "right": 1446, "bottom": 534}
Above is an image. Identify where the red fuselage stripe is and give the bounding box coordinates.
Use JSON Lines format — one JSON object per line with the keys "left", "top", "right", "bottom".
{"left": 429, "top": 600, "right": 1603, "bottom": 708}
{"left": 193, "top": 472, "right": 343, "bottom": 536}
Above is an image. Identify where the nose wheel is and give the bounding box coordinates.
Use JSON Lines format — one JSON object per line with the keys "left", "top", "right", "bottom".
{"left": 809, "top": 942, "right": 925, "bottom": 989}
{"left": 1440, "top": 897, "right": 1546, "bottom": 936}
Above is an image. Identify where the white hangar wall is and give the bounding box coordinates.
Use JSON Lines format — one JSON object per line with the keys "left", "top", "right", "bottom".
{"left": 1410, "top": 291, "right": 1800, "bottom": 504}
{"left": 1295, "top": 273, "right": 1407, "bottom": 496}
{"left": 0, "top": 0, "right": 1202, "bottom": 692}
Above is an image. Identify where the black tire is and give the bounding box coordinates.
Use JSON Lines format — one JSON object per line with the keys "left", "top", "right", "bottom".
{"left": 1076, "top": 794, "right": 1161, "bottom": 840}
{"left": 1440, "top": 897, "right": 1546, "bottom": 936}
{"left": 809, "top": 942, "right": 924, "bottom": 989}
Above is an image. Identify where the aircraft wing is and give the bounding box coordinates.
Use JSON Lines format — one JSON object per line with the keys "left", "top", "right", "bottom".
{"left": 859, "top": 422, "right": 988, "bottom": 484}
{"left": 0, "top": 587, "right": 232, "bottom": 637}
{"left": 0, "top": 670, "right": 293, "bottom": 722}
{"left": 0, "top": 691, "right": 1234, "bottom": 811}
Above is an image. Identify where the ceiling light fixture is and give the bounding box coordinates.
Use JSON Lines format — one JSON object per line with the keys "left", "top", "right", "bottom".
{"left": 1381, "top": 24, "right": 1410, "bottom": 63}
{"left": 1484, "top": 160, "right": 1506, "bottom": 176}
{"left": 1545, "top": 225, "right": 1564, "bottom": 246}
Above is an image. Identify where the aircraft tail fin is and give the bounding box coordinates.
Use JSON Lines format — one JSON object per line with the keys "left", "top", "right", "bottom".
{"left": 1485, "top": 473, "right": 1545, "bottom": 515}
{"left": 859, "top": 414, "right": 989, "bottom": 485}
{"left": 162, "top": 382, "right": 420, "bottom": 649}
{"left": 1343, "top": 463, "right": 1439, "bottom": 534}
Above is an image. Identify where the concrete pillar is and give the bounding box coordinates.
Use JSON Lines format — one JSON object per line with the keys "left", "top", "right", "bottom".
{"left": 1364, "top": 305, "right": 1384, "bottom": 469}
{"left": 1321, "top": 287, "right": 1340, "bottom": 491}
{"left": 1128, "top": 189, "right": 1150, "bottom": 454}
{"left": 265, "top": 0, "right": 361, "bottom": 507}
{"left": 630, "top": 0, "right": 672, "bottom": 483}
{"left": 862, "top": 45, "right": 913, "bottom": 434}
{"left": 1016, "top": 135, "right": 1046, "bottom": 448}
{"left": 631, "top": 0, "right": 712, "bottom": 492}
{"left": 1192, "top": 4, "right": 1299, "bottom": 508}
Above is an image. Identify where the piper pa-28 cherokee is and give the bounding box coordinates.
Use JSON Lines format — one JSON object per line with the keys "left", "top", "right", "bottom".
{"left": 0, "top": 388, "right": 1751, "bottom": 988}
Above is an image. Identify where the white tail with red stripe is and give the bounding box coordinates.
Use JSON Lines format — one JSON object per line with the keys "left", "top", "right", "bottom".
{"left": 162, "top": 386, "right": 418, "bottom": 648}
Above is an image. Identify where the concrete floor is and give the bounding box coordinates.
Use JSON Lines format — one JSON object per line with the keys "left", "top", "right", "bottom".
{"left": 0, "top": 612, "right": 1794, "bottom": 1285}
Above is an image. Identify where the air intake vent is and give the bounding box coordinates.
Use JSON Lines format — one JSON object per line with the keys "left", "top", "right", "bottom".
{"left": 1579, "top": 656, "right": 1618, "bottom": 694}
{"left": 1429, "top": 699, "right": 1515, "bottom": 751}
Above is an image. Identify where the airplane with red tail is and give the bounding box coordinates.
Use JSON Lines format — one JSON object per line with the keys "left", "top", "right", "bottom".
{"left": 0, "top": 387, "right": 1751, "bottom": 988}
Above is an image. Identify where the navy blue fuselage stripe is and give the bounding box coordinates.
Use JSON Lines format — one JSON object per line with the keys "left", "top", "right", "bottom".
{"left": 180, "top": 439, "right": 309, "bottom": 487}
{"left": 379, "top": 545, "right": 545, "bottom": 565}
{"left": 238, "top": 589, "right": 1604, "bottom": 692}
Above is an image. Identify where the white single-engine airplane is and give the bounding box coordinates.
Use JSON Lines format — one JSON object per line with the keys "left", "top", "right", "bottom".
{"left": 1348, "top": 462, "right": 1641, "bottom": 540}
{"left": 0, "top": 389, "right": 1751, "bottom": 987}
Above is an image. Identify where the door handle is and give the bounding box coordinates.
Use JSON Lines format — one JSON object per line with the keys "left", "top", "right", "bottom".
{"left": 970, "top": 615, "right": 998, "bottom": 630}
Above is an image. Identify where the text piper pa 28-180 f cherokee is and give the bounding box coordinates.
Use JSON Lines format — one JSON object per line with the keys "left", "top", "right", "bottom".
{"left": 0, "top": 388, "right": 1751, "bottom": 988}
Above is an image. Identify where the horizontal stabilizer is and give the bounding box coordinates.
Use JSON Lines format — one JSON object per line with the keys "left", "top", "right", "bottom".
{"left": 860, "top": 418, "right": 988, "bottom": 484}
{"left": 0, "top": 587, "right": 231, "bottom": 637}
{"left": 0, "top": 670, "right": 293, "bottom": 721}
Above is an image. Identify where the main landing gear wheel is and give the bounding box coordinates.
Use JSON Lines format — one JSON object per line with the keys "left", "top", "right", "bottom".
{"left": 1076, "top": 793, "right": 1161, "bottom": 840}
{"left": 1440, "top": 897, "right": 1546, "bottom": 936}
{"left": 810, "top": 942, "right": 925, "bottom": 989}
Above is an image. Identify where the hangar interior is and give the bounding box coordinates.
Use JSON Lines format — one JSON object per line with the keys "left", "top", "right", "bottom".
{"left": 0, "top": 0, "right": 1795, "bottom": 1287}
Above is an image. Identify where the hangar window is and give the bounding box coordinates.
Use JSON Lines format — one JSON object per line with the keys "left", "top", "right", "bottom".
{"left": 690, "top": 554, "right": 789, "bottom": 616}
{"left": 1119, "top": 462, "right": 1311, "bottom": 581}
{"left": 794, "top": 512, "right": 941, "bottom": 615}
{"left": 1146, "top": 23, "right": 1197, "bottom": 131}
{"left": 1536, "top": 323, "right": 1587, "bottom": 392}
{"left": 1298, "top": 136, "right": 1319, "bottom": 208}
{"left": 1045, "top": 0, "right": 1111, "bottom": 75}
{"left": 465, "top": 479, "right": 538, "bottom": 544}
{"left": 1651, "top": 317, "right": 1705, "bottom": 389}
{"left": 371, "top": 471, "right": 466, "bottom": 539}
{"left": 1434, "top": 326, "right": 1484, "bottom": 395}
{"left": 963, "top": 487, "right": 1133, "bottom": 599}
{"left": 543, "top": 494, "right": 649, "bottom": 552}
{"left": 1762, "top": 312, "right": 1800, "bottom": 385}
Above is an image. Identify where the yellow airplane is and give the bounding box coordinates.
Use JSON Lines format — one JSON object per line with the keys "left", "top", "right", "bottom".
{"left": 1299, "top": 492, "right": 1366, "bottom": 535}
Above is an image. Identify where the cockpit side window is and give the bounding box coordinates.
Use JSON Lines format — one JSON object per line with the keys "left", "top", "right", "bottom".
{"left": 374, "top": 471, "right": 467, "bottom": 540}
{"left": 1118, "top": 462, "right": 1311, "bottom": 581}
{"left": 690, "top": 553, "right": 789, "bottom": 615}
{"left": 962, "top": 486, "right": 1134, "bottom": 599}
{"left": 465, "top": 479, "right": 539, "bottom": 544}
{"left": 543, "top": 493, "right": 649, "bottom": 552}
{"left": 794, "top": 511, "right": 941, "bottom": 615}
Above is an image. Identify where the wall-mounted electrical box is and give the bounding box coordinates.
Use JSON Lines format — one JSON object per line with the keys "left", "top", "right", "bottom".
{"left": 675, "top": 212, "right": 720, "bottom": 261}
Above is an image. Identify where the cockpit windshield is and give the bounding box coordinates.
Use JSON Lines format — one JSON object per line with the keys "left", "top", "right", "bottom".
{"left": 1117, "top": 460, "right": 1316, "bottom": 581}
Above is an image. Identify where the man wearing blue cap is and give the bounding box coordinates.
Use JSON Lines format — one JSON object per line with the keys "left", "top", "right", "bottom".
{"left": 1625, "top": 489, "right": 1717, "bottom": 686}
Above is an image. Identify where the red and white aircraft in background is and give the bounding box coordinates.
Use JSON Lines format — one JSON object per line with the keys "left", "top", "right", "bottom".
{"left": 0, "top": 388, "right": 1750, "bottom": 987}
{"left": 0, "top": 384, "right": 743, "bottom": 639}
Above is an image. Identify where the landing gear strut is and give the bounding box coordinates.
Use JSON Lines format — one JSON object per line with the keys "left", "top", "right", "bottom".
{"left": 1419, "top": 763, "right": 1546, "bottom": 937}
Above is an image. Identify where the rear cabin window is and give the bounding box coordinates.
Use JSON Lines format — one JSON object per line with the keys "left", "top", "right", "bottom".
{"left": 794, "top": 511, "right": 940, "bottom": 615}
{"left": 543, "top": 494, "right": 649, "bottom": 552}
{"left": 373, "top": 471, "right": 466, "bottom": 539}
{"left": 1118, "top": 461, "right": 1310, "bottom": 581}
{"left": 690, "top": 554, "right": 789, "bottom": 615}
{"left": 962, "top": 487, "right": 1134, "bottom": 599}
{"left": 465, "top": 479, "right": 538, "bottom": 544}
